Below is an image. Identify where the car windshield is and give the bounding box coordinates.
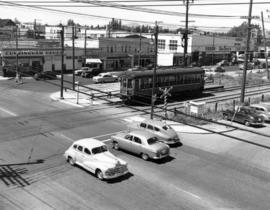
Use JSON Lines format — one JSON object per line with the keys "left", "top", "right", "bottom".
{"left": 81, "top": 67, "right": 88, "bottom": 70}
{"left": 162, "top": 125, "right": 172, "bottom": 130}
{"left": 147, "top": 137, "right": 158, "bottom": 145}
{"left": 92, "top": 145, "right": 108, "bottom": 154}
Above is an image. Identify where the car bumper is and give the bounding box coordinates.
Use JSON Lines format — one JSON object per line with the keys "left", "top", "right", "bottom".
{"left": 152, "top": 153, "right": 170, "bottom": 159}
{"left": 104, "top": 170, "right": 129, "bottom": 179}
{"left": 250, "top": 122, "right": 264, "bottom": 126}
{"left": 164, "top": 139, "right": 180, "bottom": 145}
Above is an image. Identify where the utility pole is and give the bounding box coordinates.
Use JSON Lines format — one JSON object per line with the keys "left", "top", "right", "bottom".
{"left": 212, "top": 33, "right": 215, "bottom": 65}
{"left": 34, "top": 19, "right": 36, "bottom": 39}
{"left": 72, "top": 25, "right": 75, "bottom": 90}
{"left": 60, "top": 25, "right": 64, "bottom": 99}
{"left": 240, "top": 0, "right": 253, "bottom": 104}
{"left": 150, "top": 21, "right": 158, "bottom": 119}
{"left": 138, "top": 26, "right": 142, "bottom": 67}
{"left": 15, "top": 25, "right": 19, "bottom": 81}
{"left": 261, "top": 11, "right": 269, "bottom": 79}
{"left": 84, "top": 26, "right": 87, "bottom": 66}
{"left": 182, "top": 0, "right": 194, "bottom": 67}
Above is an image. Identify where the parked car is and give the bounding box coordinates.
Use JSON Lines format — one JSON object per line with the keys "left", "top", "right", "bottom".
{"left": 81, "top": 68, "right": 101, "bottom": 78}
{"left": 34, "top": 71, "right": 58, "bottom": 80}
{"left": 111, "top": 130, "right": 170, "bottom": 160}
{"left": 64, "top": 138, "right": 129, "bottom": 180}
{"left": 249, "top": 103, "right": 270, "bottom": 121}
{"left": 92, "top": 73, "right": 118, "bottom": 83}
{"left": 132, "top": 119, "right": 181, "bottom": 145}
{"left": 75, "top": 67, "right": 91, "bottom": 76}
{"left": 210, "top": 65, "right": 225, "bottom": 73}
{"left": 216, "top": 60, "right": 229, "bottom": 66}
{"left": 238, "top": 62, "right": 254, "bottom": 70}
{"left": 222, "top": 106, "right": 264, "bottom": 126}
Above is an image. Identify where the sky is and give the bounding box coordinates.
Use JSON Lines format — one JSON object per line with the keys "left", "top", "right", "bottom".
{"left": 0, "top": 0, "right": 270, "bottom": 32}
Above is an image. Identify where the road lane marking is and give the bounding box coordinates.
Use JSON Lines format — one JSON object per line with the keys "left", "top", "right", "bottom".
{"left": 92, "top": 130, "right": 126, "bottom": 139}
{"left": 175, "top": 186, "right": 201, "bottom": 200}
{"left": 59, "top": 134, "right": 74, "bottom": 142}
{"left": 0, "top": 107, "right": 17, "bottom": 116}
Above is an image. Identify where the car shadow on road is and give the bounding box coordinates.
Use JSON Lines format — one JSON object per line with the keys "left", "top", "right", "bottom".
{"left": 152, "top": 156, "right": 175, "bottom": 165}
{"left": 105, "top": 172, "right": 134, "bottom": 184}
{"left": 169, "top": 142, "right": 183, "bottom": 148}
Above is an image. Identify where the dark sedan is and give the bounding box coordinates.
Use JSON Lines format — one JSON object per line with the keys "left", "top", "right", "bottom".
{"left": 34, "top": 71, "right": 58, "bottom": 80}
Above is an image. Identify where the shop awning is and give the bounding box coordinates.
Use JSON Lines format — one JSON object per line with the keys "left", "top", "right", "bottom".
{"left": 86, "top": 58, "right": 102, "bottom": 64}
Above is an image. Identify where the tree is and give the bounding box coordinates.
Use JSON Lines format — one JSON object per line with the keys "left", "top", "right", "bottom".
{"left": 14, "top": 18, "right": 20, "bottom": 25}
{"left": 26, "top": 29, "right": 35, "bottom": 38}
{"left": 67, "top": 19, "right": 75, "bottom": 26}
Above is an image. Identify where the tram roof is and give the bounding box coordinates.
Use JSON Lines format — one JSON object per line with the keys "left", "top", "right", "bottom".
{"left": 120, "top": 67, "right": 204, "bottom": 78}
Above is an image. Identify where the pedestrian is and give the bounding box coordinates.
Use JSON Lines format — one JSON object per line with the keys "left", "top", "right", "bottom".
{"left": 19, "top": 73, "right": 23, "bottom": 84}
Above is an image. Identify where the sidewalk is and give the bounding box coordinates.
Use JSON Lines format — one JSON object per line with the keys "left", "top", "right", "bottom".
{"left": 50, "top": 83, "right": 121, "bottom": 108}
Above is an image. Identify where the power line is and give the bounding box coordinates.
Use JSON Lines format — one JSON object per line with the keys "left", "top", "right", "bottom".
{"left": 2, "top": 1, "right": 249, "bottom": 18}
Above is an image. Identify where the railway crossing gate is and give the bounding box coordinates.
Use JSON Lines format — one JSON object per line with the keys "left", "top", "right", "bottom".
{"left": 159, "top": 86, "right": 173, "bottom": 119}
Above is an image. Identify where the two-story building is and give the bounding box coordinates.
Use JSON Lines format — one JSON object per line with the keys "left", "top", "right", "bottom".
{"left": 143, "top": 32, "right": 255, "bottom": 66}
{"left": 65, "top": 36, "right": 155, "bottom": 71}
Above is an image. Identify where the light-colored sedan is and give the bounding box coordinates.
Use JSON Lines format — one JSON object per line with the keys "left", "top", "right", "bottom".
{"left": 74, "top": 67, "right": 90, "bottom": 76}
{"left": 250, "top": 103, "right": 270, "bottom": 121}
{"left": 111, "top": 130, "right": 170, "bottom": 161}
{"left": 136, "top": 119, "right": 181, "bottom": 145}
{"left": 64, "top": 138, "right": 129, "bottom": 180}
{"left": 92, "top": 73, "right": 118, "bottom": 83}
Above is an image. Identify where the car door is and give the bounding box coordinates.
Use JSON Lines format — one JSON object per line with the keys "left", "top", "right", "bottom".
{"left": 106, "top": 74, "right": 113, "bottom": 82}
{"left": 120, "top": 134, "right": 133, "bottom": 151}
{"left": 237, "top": 109, "right": 247, "bottom": 123}
{"left": 233, "top": 109, "right": 242, "bottom": 122}
{"left": 80, "top": 147, "right": 95, "bottom": 173}
{"left": 74, "top": 145, "right": 84, "bottom": 166}
{"left": 130, "top": 136, "right": 143, "bottom": 155}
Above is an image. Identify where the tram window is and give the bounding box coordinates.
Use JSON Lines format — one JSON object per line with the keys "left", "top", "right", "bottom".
{"left": 127, "top": 79, "right": 132, "bottom": 88}
{"left": 122, "top": 78, "right": 127, "bottom": 87}
{"left": 169, "top": 75, "right": 176, "bottom": 85}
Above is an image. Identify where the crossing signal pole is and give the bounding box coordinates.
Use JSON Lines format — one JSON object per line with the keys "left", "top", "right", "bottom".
{"left": 182, "top": 0, "right": 194, "bottom": 67}
{"left": 159, "top": 87, "right": 173, "bottom": 119}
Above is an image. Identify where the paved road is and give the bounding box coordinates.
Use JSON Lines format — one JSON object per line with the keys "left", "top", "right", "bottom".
{"left": 0, "top": 78, "right": 270, "bottom": 209}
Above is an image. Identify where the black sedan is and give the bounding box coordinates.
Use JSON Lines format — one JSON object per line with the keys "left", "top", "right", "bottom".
{"left": 34, "top": 71, "right": 58, "bottom": 80}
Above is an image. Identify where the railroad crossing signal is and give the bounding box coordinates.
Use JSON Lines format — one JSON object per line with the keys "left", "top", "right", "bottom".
{"left": 159, "top": 87, "right": 173, "bottom": 119}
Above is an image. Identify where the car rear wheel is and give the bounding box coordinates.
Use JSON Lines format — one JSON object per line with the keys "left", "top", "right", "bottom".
{"left": 113, "top": 142, "right": 119, "bottom": 150}
{"left": 244, "top": 121, "right": 251, "bottom": 126}
{"left": 223, "top": 114, "right": 228, "bottom": 120}
{"left": 141, "top": 153, "right": 149, "bottom": 161}
{"left": 96, "top": 169, "right": 104, "bottom": 180}
{"left": 67, "top": 157, "right": 75, "bottom": 166}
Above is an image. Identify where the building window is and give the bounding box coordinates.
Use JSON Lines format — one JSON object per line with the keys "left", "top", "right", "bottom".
{"left": 158, "top": 39, "right": 165, "bottom": 50}
{"left": 169, "top": 40, "right": 177, "bottom": 51}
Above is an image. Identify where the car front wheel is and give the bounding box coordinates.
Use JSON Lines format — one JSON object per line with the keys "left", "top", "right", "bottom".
{"left": 141, "top": 153, "right": 149, "bottom": 161}
{"left": 67, "top": 157, "right": 75, "bottom": 166}
{"left": 113, "top": 142, "right": 119, "bottom": 150}
{"left": 244, "top": 121, "right": 251, "bottom": 126}
{"left": 96, "top": 169, "right": 104, "bottom": 180}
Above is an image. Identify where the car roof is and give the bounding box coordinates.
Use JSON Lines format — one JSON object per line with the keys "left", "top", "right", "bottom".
{"left": 73, "top": 138, "right": 105, "bottom": 148}
{"left": 129, "top": 130, "right": 156, "bottom": 139}
{"left": 250, "top": 104, "right": 267, "bottom": 109}
{"left": 140, "top": 119, "right": 167, "bottom": 128}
